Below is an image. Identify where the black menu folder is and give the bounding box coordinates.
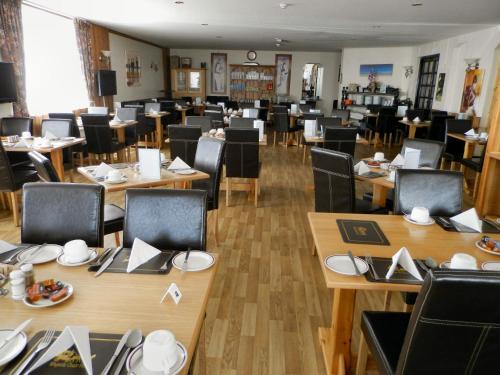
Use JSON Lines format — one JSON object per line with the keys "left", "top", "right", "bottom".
{"left": 363, "top": 256, "right": 427, "bottom": 285}
{"left": 337, "top": 219, "right": 390, "bottom": 246}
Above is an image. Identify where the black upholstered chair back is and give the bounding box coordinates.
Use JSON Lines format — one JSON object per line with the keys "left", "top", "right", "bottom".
{"left": 406, "top": 109, "right": 430, "bottom": 121}
{"left": 273, "top": 113, "right": 289, "bottom": 132}
{"left": 167, "top": 125, "right": 201, "bottom": 167}
{"left": 428, "top": 115, "right": 454, "bottom": 142}
{"left": 21, "top": 182, "right": 105, "bottom": 247}
{"left": 0, "top": 117, "right": 32, "bottom": 136}
{"left": 394, "top": 169, "right": 463, "bottom": 216}
{"left": 123, "top": 189, "right": 207, "bottom": 251}
{"left": 445, "top": 119, "right": 472, "bottom": 160}
{"left": 318, "top": 117, "right": 342, "bottom": 128}
{"left": 230, "top": 117, "right": 254, "bottom": 129}
{"left": 81, "top": 114, "right": 116, "bottom": 154}
{"left": 331, "top": 109, "right": 350, "bottom": 121}
{"left": 446, "top": 119, "right": 472, "bottom": 133}
{"left": 0, "top": 142, "right": 16, "bottom": 191}
{"left": 205, "top": 104, "right": 223, "bottom": 112}
{"left": 28, "top": 151, "right": 60, "bottom": 182}
{"left": 225, "top": 128, "right": 259, "bottom": 179}
{"left": 48, "top": 113, "right": 80, "bottom": 138}
{"left": 159, "top": 100, "right": 176, "bottom": 112}
{"left": 299, "top": 104, "right": 311, "bottom": 112}
{"left": 227, "top": 101, "right": 239, "bottom": 110}
{"left": 135, "top": 113, "right": 155, "bottom": 137}
{"left": 41, "top": 119, "right": 73, "bottom": 138}
{"left": 204, "top": 110, "right": 224, "bottom": 125}
{"left": 395, "top": 270, "right": 500, "bottom": 375}
{"left": 401, "top": 138, "right": 445, "bottom": 169}
{"left": 192, "top": 137, "right": 225, "bottom": 211}
{"left": 377, "top": 107, "right": 397, "bottom": 137}
{"left": 303, "top": 113, "right": 324, "bottom": 121}
{"left": 311, "top": 147, "right": 355, "bottom": 213}
{"left": 272, "top": 105, "right": 288, "bottom": 114}
{"left": 117, "top": 107, "right": 138, "bottom": 121}
{"left": 186, "top": 116, "right": 212, "bottom": 132}
{"left": 323, "top": 127, "right": 358, "bottom": 156}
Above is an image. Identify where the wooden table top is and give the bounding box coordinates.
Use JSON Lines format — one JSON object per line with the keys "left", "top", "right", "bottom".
{"left": 145, "top": 112, "right": 169, "bottom": 118}
{"left": 202, "top": 133, "right": 268, "bottom": 146}
{"left": 2, "top": 138, "right": 85, "bottom": 153}
{"left": 447, "top": 132, "right": 487, "bottom": 144}
{"left": 308, "top": 213, "right": 496, "bottom": 292}
{"left": 303, "top": 135, "right": 368, "bottom": 145}
{"left": 398, "top": 119, "right": 431, "bottom": 128}
{"left": 109, "top": 120, "right": 138, "bottom": 129}
{"left": 77, "top": 165, "right": 210, "bottom": 192}
{"left": 0, "top": 249, "right": 218, "bottom": 375}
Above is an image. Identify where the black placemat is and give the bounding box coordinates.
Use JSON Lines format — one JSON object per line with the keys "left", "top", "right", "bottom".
{"left": 88, "top": 248, "right": 178, "bottom": 275}
{"left": 337, "top": 220, "right": 390, "bottom": 246}
{"left": 362, "top": 256, "right": 427, "bottom": 285}
{"left": 1, "top": 331, "right": 136, "bottom": 375}
{"left": 435, "top": 217, "right": 500, "bottom": 234}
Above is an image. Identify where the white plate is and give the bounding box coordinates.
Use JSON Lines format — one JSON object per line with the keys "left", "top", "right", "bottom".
{"left": 104, "top": 176, "right": 128, "bottom": 184}
{"left": 481, "top": 262, "right": 500, "bottom": 271}
{"left": 61, "top": 137, "right": 76, "bottom": 141}
{"left": 403, "top": 215, "right": 435, "bottom": 226}
{"left": 172, "top": 251, "right": 215, "bottom": 272}
{"left": 57, "top": 249, "right": 98, "bottom": 267}
{"left": 439, "top": 261, "right": 478, "bottom": 270}
{"left": 174, "top": 169, "right": 196, "bottom": 175}
{"left": 475, "top": 241, "right": 500, "bottom": 256}
{"left": 0, "top": 330, "right": 27, "bottom": 367}
{"left": 23, "top": 283, "right": 73, "bottom": 308}
{"left": 324, "top": 255, "right": 369, "bottom": 276}
{"left": 17, "top": 244, "right": 63, "bottom": 264}
{"left": 126, "top": 342, "right": 187, "bottom": 375}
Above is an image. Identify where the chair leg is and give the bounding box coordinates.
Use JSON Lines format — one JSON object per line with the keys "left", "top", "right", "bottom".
{"left": 213, "top": 209, "right": 219, "bottom": 246}
{"left": 273, "top": 131, "right": 276, "bottom": 147}
{"left": 9, "top": 192, "right": 20, "bottom": 227}
{"left": 355, "top": 332, "right": 369, "bottom": 375}
{"left": 114, "top": 232, "right": 121, "bottom": 247}
{"left": 254, "top": 179, "right": 258, "bottom": 207}
{"left": 473, "top": 172, "right": 480, "bottom": 199}
{"left": 285, "top": 132, "right": 288, "bottom": 148}
{"left": 226, "top": 178, "right": 230, "bottom": 207}
{"left": 383, "top": 291, "right": 392, "bottom": 311}
{"left": 440, "top": 158, "right": 446, "bottom": 170}
{"left": 303, "top": 144, "right": 307, "bottom": 164}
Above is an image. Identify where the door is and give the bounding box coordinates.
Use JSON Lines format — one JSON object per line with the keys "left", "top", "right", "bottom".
{"left": 415, "top": 54, "right": 440, "bottom": 110}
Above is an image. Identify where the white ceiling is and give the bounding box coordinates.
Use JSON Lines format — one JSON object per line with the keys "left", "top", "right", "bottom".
{"left": 27, "top": 0, "right": 500, "bottom": 51}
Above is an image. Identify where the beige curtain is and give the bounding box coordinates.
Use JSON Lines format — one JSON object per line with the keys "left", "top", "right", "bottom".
{"left": 74, "top": 18, "right": 96, "bottom": 104}
{"left": 0, "top": 0, "right": 29, "bottom": 116}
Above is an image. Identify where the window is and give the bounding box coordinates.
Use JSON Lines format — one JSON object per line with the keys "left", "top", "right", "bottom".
{"left": 22, "top": 5, "right": 88, "bottom": 115}
{"left": 415, "top": 54, "right": 440, "bottom": 110}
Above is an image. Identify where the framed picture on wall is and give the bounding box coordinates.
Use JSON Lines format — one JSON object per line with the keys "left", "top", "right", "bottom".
{"left": 435, "top": 73, "right": 446, "bottom": 102}
{"left": 460, "top": 68, "right": 484, "bottom": 113}
{"left": 275, "top": 54, "right": 292, "bottom": 95}
{"left": 211, "top": 53, "right": 227, "bottom": 94}
{"left": 126, "top": 51, "right": 141, "bottom": 87}
{"left": 180, "top": 57, "right": 192, "bottom": 68}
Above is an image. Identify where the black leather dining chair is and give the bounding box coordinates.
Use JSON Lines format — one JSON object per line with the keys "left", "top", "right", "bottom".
{"left": 376, "top": 107, "right": 398, "bottom": 146}
{"left": 186, "top": 116, "right": 212, "bottom": 133}
{"left": 401, "top": 138, "right": 445, "bottom": 169}
{"left": 26, "top": 151, "right": 125, "bottom": 246}
{"left": 323, "top": 127, "right": 358, "bottom": 157}
{"left": 224, "top": 128, "right": 260, "bottom": 207}
{"left": 21, "top": 182, "right": 105, "bottom": 247}
{"left": 443, "top": 119, "right": 472, "bottom": 169}
{"left": 0, "top": 117, "right": 34, "bottom": 168}
{"left": 331, "top": 109, "right": 350, "bottom": 121}
{"left": 356, "top": 270, "right": 500, "bottom": 375}
{"left": 460, "top": 143, "right": 487, "bottom": 199}
{"left": 229, "top": 117, "right": 254, "bottom": 129}
{"left": 272, "top": 105, "right": 288, "bottom": 114}
{"left": 123, "top": 189, "right": 207, "bottom": 251}
{"left": 81, "top": 114, "right": 125, "bottom": 163}
{"left": 192, "top": 137, "right": 225, "bottom": 245}
{"left": 318, "top": 117, "right": 343, "bottom": 128}
{"left": 204, "top": 110, "right": 224, "bottom": 128}
{"left": 167, "top": 125, "right": 202, "bottom": 167}
{"left": 405, "top": 108, "right": 430, "bottom": 122}
{"left": 116, "top": 107, "right": 139, "bottom": 160}
{"left": 135, "top": 113, "right": 156, "bottom": 146}
{"left": 427, "top": 115, "right": 454, "bottom": 144}
{"left": 272, "top": 112, "right": 298, "bottom": 147}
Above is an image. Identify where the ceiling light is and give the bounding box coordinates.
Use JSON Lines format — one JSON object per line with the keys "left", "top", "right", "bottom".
{"left": 174, "top": 1, "right": 184, "bottom": 4}
{"left": 216, "top": 36, "right": 223, "bottom": 39}
{"left": 411, "top": 2, "right": 423, "bottom": 6}
{"left": 201, "top": 23, "right": 208, "bottom": 26}
{"left": 279, "top": 2, "right": 289, "bottom": 9}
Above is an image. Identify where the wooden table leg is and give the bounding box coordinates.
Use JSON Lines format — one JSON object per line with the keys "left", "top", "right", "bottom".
{"left": 50, "top": 148, "right": 65, "bottom": 181}
{"left": 182, "top": 111, "right": 187, "bottom": 125}
{"left": 372, "top": 185, "right": 388, "bottom": 208}
{"left": 460, "top": 142, "right": 475, "bottom": 173}
{"left": 371, "top": 132, "right": 382, "bottom": 147}
{"left": 115, "top": 128, "right": 127, "bottom": 162}
{"left": 319, "top": 289, "right": 356, "bottom": 375}
{"left": 408, "top": 126, "right": 417, "bottom": 139}
{"left": 287, "top": 116, "right": 297, "bottom": 146}
{"left": 156, "top": 117, "right": 163, "bottom": 149}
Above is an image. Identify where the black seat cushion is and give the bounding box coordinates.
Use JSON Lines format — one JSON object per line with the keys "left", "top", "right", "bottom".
{"left": 103, "top": 204, "right": 125, "bottom": 235}
{"left": 461, "top": 157, "right": 482, "bottom": 172}
{"left": 12, "top": 169, "right": 39, "bottom": 190}
{"left": 354, "top": 198, "right": 385, "bottom": 214}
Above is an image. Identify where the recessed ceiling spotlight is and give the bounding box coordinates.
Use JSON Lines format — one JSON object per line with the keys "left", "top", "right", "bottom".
{"left": 216, "top": 36, "right": 223, "bottom": 39}
{"left": 411, "top": 2, "right": 423, "bottom": 6}
{"left": 201, "top": 23, "right": 208, "bottom": 26}
{"left": 279, "top": 2, "right": 290, "bottom": 9}
{"left": 174, "top": 1, "right": 184, "bottom": 4}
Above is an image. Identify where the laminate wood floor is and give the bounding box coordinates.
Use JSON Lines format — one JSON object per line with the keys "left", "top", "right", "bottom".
{"left": 0, "top": 138, "right": 472, "bottom": 375}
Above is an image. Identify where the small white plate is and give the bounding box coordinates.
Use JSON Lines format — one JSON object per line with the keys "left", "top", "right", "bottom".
{"left": 23, "top": 283, "right": 73, "bottom": 308}
{"left": 17, "top": 244, "right": 63, "bottom": 264}
{"left": 61, "top": 137, "right": 76, "bottom": 141}
{"left": 403, "top": 215, "right": 435, "bottom": 226}
{"left": 104, "top": 176, "right": 128, "bottom": 184}
{"left": 481, "top": 262, "right": 500, "bottom": 271}
{"left": 126, "top": 342, "right": 187, "bottom": 375}
{"left": 0, "top": 330, "right": 27, "bottom": 367}
{"left": 324, "top": 255, "right": 369, "bottom": 276}
{"left": 172, "top": 251, "right": 215, "bottom": 272}
{"left": 57, "top": 249, "right": 98, "bottom": 267}
{"left": 475, "top": 241, "right": 500, "bottom": 256}
{"left": 174, "top": 169, "right": 196, "bottom": 175}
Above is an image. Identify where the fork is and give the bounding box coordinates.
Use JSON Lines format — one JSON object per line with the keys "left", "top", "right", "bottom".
{"left": 365, "top": 255, "right": 380, "bottom": 280}
{"left": 14, "top": 329, "right": 55, "bottom": 375}
{"left": 3, "top": 246, "right": 35, "bottom": 265}
{"left": 159, "top": 252, "right": 176, "bottom": 273}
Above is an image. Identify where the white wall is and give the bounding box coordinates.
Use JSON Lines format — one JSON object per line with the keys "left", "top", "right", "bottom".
{"left": 109, "top": 33, "right": 164, "bottom": 102}
{"left": 0, "top": 103, "right": 13, "bottom": 119}
{"left": 169, "top": 49, "right": 341, "bottom": 114}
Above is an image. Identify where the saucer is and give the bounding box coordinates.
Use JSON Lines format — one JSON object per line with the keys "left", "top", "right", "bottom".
{"left": 57, "top": 249, "right": 98, "bottom": 266}
{"left": 172, "top": 251, "right": 215, "bottom": 272}
{"left": 324, "top": 255, "right": 368, "bottom": 276}
{"left": 481, "top": 262, "right": 500, "bottom": 271}
{"left": 404, "top": 215, "right": 435, "bottom": 226}
{"left": 104, "top": 175, "right": 128, "bottom": 184}
{"left": 126, "top": 342, "right": 187, "bottom": 375}
{"left": 0, "top": 330, "right": 27, "bottom": 366}
{"left": 174, "top": 169, "right": 196, "bottom": 175}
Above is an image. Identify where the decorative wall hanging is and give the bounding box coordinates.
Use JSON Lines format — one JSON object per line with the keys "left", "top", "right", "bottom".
{"left": 435, "top": 73, "right": 446, "bottom": 102}
{"left": 211, "top": 53, "right": 227, "bottom": 94}
{"left": 275, "top": 54, "right": 292, "bottom": 95}
{"left": 126, "top": 51, "right": 141, "bottom": 87}
{"left": 460, "top": 68, "right": 484, "bottom": 113}
{"left": 360, "top": 64, "right": 393, "bottom": 75}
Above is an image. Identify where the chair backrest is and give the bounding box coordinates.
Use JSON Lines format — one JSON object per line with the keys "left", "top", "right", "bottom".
{"left": 192, "top": 137, "right": 225, "bottom": 210}
{"left": 243, "top": 108, "right": 259, "bottom": 118}
{"left": 406, "top": 109, "right": 429, "bottom": 121}
{"left": 395, "top": 269, "right": 500, "bottom": 375}
{"left": 273, "top": 113, "right": 289, "bottom": 132}
{"left": 81, "top": 114, "right": 116, "bottom": 154}
{"left": 123, "top": 189, "right": 207, "bottom": 251}
{"left": 272, "top": 105, "right": 288, "bottom": 114}
{"left": 303, "top": 113, "right": 324, "bottom": 121}
{"left": 167, "top": 125, "right": 201, "bottom": 167}
{"left": 205, "top": 104, "right": 223, "bottom": 113}
{"left": 117, "top": 107, "right": 138, "bottom": 121}
{"left": 311, "top": 147, "right": 355, "bottom": 213}
{"left": 402, "top": 138, "right": 444, "bottom": 169}
{"left": 186, "top": 116, "right": 212, "bottom": 132}
{"left": 159, "top": 100, "right": 176, "bottom": 112}
{"left": 0, "top": 142, "right": 16, "bottom": 192}
{"left": 318, "top": 117, "right": 342, "bottom": 128}
{"left": 323, "top": 127, "right": 358, "bottom": 156}
{"left": 28, "top": 151, "right": 60, "bottom": 182}
{"left": 427, "top": 115, "right": 454, "bottom": 142}
{"left": 181, "top": 96, "right": 193, "bottom": 103}
{"left": 0, "top": 117, "right": 32, "bottom": 136}
{"left": 331, "top": 109, "right": 350, "bottom": 121}
{"left": 377, "top": 107, "right": 398, "bottom": 135}
{"left": 226, "top": 101, "right": 239, "bottom": 110}
{"left": 224, "top": 128, "right": 259, "bottom": 178}
{"left": 88, "top": 106, "right": 108, "bottom": 115}
{"left": 145, "top": 103, "right": 161, "bottom": 113}
{"left": 299, "top": 104, "right": 311, "bottom": 112}
{"left": 445, "top": 119, "right": 470, "bottom": 158}
{"left": 394, "top": 169, "right": 463, "bottom": 216}
{"left": 48, "top": 113, "right": 80, "bottom": 138}
{"left": 446, "top": 119, "right": 472, "bottom": 133}
{"left": 259, "top": 99, "right": 269, "bottom": 108}
{"left": 41, "top": 119, "right": 73, "bottom": 138}
{"left": 22, "top": 182, "right": 105, "bottom": 247}
{"left": 230, "top": 117, "right": 254, "bottom": 129}
{"left": 204, "top": 110, "right": 224, "bottom": 125}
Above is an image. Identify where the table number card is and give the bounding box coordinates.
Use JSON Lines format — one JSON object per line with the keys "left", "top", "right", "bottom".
{"left": 160, "top": 283, "right": 182, "bottom": 305}
{"left": 139, "top": 148, "right": 161, "bottom": 179}
{"left": 403, "top": 147, "right": 420, "bottom": 169}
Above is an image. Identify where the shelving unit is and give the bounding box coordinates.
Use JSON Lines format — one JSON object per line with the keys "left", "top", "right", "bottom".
{"left": 171, "top": 68, "right": 206, "bottom": 99}
{"left": 345, "top": 91, "right": 398, "bottom": 108}
{"left": 229, "top": 65, "right": 276, "bottom": 102}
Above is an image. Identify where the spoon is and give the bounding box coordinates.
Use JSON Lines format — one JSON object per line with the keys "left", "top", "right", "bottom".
{"left": 113, "top": 329, "right": 142, "bottom": 375}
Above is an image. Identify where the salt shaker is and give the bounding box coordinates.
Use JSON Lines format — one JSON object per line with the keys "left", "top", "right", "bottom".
{"left": 20, "top": 263, "right": 35, "bottom": 288}
{"left": 10, "top": 270, "right": 26, "bottom": 300}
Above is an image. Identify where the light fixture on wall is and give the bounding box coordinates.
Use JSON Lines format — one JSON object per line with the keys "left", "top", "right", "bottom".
{"left": 100, "top": 50, "right": 111, "bottom": 68}
{"left": 464, "top": 58, "right": 480, "bottom": 71}
{"left": 403, "top": 65, "right": 414, "bottom": 78}
{"left": 150, "top": 61, "right": 159, "bottom": 72}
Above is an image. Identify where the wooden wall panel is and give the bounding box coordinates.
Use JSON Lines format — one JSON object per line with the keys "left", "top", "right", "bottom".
{"left": 163, "top": 48, "right": 171, "bottom": 98}
{"left": 90, "top": 24, "right": 112, "bottom": 109}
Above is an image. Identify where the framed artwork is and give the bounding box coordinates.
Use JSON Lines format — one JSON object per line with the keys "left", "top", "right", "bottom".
{"left": 460, "top": 68, "right": 484, "bottom": 113}
{"left": 126, "top": 51, "right": 141, "bottom": 87}
{"left": 211, "top": 53, "right": 227, "bottom": 94}
{"left": 435, "top": 73, "right": 446, "bottom": 102}
{"left": 359, "top": 64, "right": 393, "bottom": 75}
{"left": 275, "top": 54, "right": 292, "bottom": 95}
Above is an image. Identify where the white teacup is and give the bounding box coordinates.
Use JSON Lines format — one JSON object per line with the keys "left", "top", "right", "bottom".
{"left": 22, "top": 131, "right": 31, "bottom": 138}
{"left": 107, "top": 169, "right": 123, "bottom": 182}
{"left": 479, "top": 132, "right": 488, "bottom": 140}
{"left": 387, "top": 170, "right": 396, "bottom": 182}
{"left": 450, "top": 253, "right": 477, "bottom": 270}
{"left": 143, "top": 330, "right": 178, "bottom": 372}
{"left": 374, "top": 152, "right": 385, "bottom": 162}
{"left": 410, "top": 207, "right": 430, "bottom": 224}
{"left": 402, "top": 116, "right": 408, "bottom": 122}
{"left": 64, "top": 239, "right": 89, "bottom": 263}
{"left": 208, "top": 129, "right": 217, "bottom": 136}
{"left": 413, "top": 117, "right": 421, "bottom": 123}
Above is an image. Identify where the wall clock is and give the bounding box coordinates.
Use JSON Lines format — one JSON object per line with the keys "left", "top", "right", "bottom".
{"left": 247, "top": 50, "right": 257, "bottom": 61}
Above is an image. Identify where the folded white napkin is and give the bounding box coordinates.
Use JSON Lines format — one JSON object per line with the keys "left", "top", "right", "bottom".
{"left": 127, "top": 238, "right": 161, "bottom": 273}
{"left": 112, "top": 114, "right": 122, "bottom": 123}
{"left": 290, "top": 104, "right": 298, "bottom": 113}
{"left": 0, "top": 240, "right": 16, "bottom": 255}
{"left": 403, "top": 147, "right": 420, "bottom": 169}
{"left": 253, "top": 120, "right": 264, "bottom": 141}
{"left": 44, "top": 131, "right": 58, "bottom": 140}
{"left": 167, "top": 156, "right": 190, "bottom": 171}
{"left": 391, "top": 154, "right": 405, "bottom": 166}
{"left": 413, "top": 116, "right": 421, "bottom": 123}
{"left": 464, "top": 129, "right": 476, "bottom": 136}
{"left": 450, "top": 208, "right": 482, "bottom": 232}
{"left": 13, "top": 139, "right": 30, "bottom": 148}
{"left": 30, "top": 326, "right": 92, "bottom": 375}
{"left": 93, "top": 162, "right": 115, "bottom": 178}
{"left": 386, "top": 247, "right": 423, "bottom": 281}
{"left": 304, "top": 120, "right": 316, "bottom": 137}
{"left": 354, "top": 161, "right": 370, "bottom": 175}
{"left": 356, "top": 134, "right": 361, "bottom": 140}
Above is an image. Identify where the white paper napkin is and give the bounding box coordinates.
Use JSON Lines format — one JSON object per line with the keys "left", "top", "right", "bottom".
{"left": 13, "top": 139, "right": 30, "bottom": 148}
{"left": 403, "top": 147, "right": 420, "bottom": 169}
{"left": 253, "top": 120, "right": 264, "bottom": 141}
{"left": 391, "top": 154, "right": 405, "bottom": 166}
{"left": 464, "top": 129, "right": 476, "bottom": 136}
{"left": 304, "top": 120, "right": 317, "bottom": 137}
{"left": 127, "top": 238, "right": 161, "bottom": 273}
{"left": 0, "top": 240, "right": 16, "bottom": 255}
{"left": 291, "top": 104, "right": 298, "bottom": 114}
{"left": 354, "top": 161, "right": 370, "bottom": 175}
{"left": 93, "top": 162, "right": 115, "bottom": 178}
{"left": 112, "top": 114, "right": 122, "bottom": 123}
{"left": 30, "top": 326, "right": 92, "bottom": 375}
{"left": 413, "top": 116, "right": 421, "bottom": 123}
{"left": 450, "top": 208, "right": 482, "bottom": 232}
{"left": 356, "top": 134, "right": 361, "bottom": 140}
{"left": 167, "top": 156, "right": 190, "bottom": 171}
{"left": 385, "top": 247, "right": 423, "bottom": 281}
{"left": 44, "top": 131, "right": 58, "bottom": 140}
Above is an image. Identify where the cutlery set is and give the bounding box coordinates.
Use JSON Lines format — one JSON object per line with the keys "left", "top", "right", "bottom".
{"left": 13, "top": 328, "right": 55, "bottom": 375}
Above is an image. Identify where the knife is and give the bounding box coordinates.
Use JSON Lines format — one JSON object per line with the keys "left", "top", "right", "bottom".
{"left": 95, "top": 247, "right": 123, "bottom": 277}
{"left": 347, "top": 251, "right": 362, "bottom": 276}
{"left": 182, "top": 248, "right": 191, "bottom": 272}
{"left": 0, "top": 319, "right": 33, "bottom": 351}
{"left": 100, "top": 329, "right": 131, "bottom": 375}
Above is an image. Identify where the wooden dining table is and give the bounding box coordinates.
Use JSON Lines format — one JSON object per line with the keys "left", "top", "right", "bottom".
{"left": 398, "top": 119, "right": 431, "bottom": 139}
{"left": 308, "top": 212, "right": 497, "bottom": 375}
{"left": 0, "top": 248, "right": 218, "bottom": 375}
{"left": 145, "top": 112, "right": 169, "bottom": 149}
{"left": 108, "top": 120, "right": 138, "bottom": 162}
{"left": 447, "top": 132, "right": 487, "bottom": 172}
{"left": 176, "top": 107, "right": 193, "bottom": 125}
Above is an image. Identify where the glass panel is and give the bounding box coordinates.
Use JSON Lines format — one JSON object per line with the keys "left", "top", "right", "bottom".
{"left": 189, "top": 71, "right": 201, "bottom": 92}
{"left": 177, "top": 71, "right": 186, "bottom": 91}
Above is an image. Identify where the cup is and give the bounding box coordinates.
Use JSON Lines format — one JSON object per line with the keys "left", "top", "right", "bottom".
{"left": 208, "top": 129, "right": 217, "bottom": 136}
{"left": 64, "top": 239, "right": 89, "bottom": 263}
{"left": 22, "top": 131, "right": 31, "bottom": 138}
{"left": 402, "top": 116, "right": 408, "bottom": 122}
{"left": 374, "top": 152, "right": 385, "bottom": 162}
{"left": 388, "top": 170, "right": 396, "bottom": 182}
{"left": 450, "top": 253, "right": 477, "bottom": 270}
{"left": 410, "top": 207, "right": 430, "bottom": 223}
{"left": 143, "top": 330, "right": 178, "bottom": 372}
{"left": 107, "top": 169, "right": 123, "bottom": 182}
{"left": 216, "top": 128, "right": 224, "bottom": 135}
